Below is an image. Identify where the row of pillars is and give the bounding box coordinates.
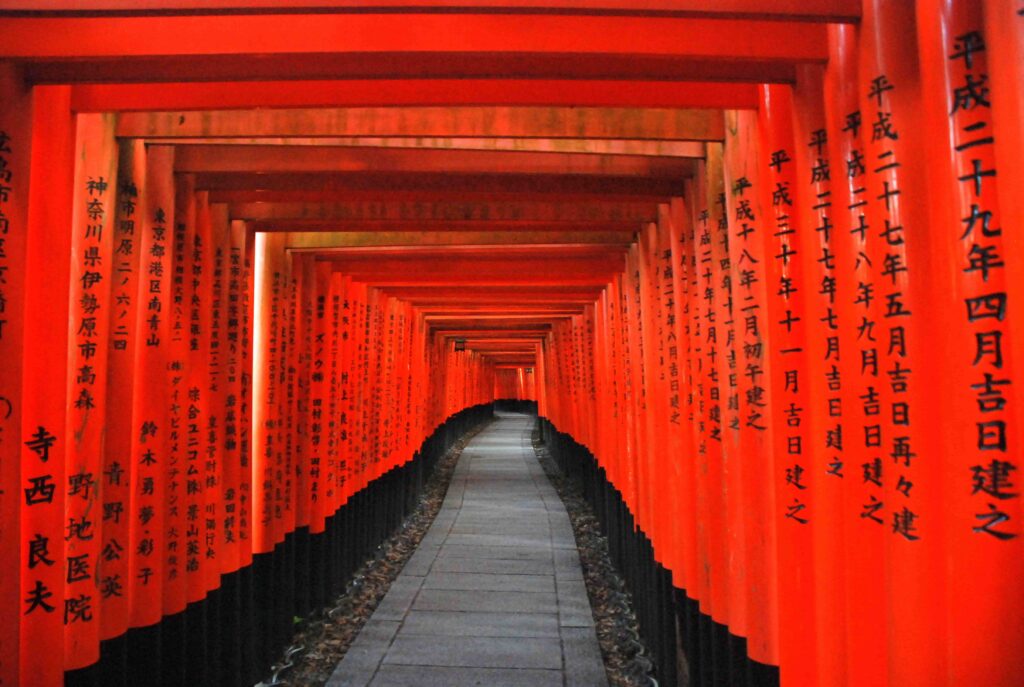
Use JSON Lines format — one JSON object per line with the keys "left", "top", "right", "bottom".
{"left": 536, "top": 2, "right": 1023, "bottom": 685}
{"left": 0, "top": 94, "right": 512, "bottom": 683}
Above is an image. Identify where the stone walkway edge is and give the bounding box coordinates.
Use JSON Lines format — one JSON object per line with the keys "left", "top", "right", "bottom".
{"left": 326, "top": 412, "right": 609, "bottom": 687}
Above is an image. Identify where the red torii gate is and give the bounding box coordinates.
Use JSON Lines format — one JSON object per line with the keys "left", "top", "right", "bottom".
{"left": 0, "top": 2, "right": 1022, "bottom": 687}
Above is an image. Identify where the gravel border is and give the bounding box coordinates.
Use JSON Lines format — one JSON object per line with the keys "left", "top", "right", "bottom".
{"left": 263, "top": 421, "right": 491, "bottom": 687}
{"left": 531, "top": 426, "right": 657, "bottom": 687}
{"left": 263, "top": 416, "right": 655, "bottom": 687}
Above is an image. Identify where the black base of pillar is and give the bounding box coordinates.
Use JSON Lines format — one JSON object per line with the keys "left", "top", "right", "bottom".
{"left": 538, "top": 417, "right": 780, "bottom": 687}
{"left": 68, "top": 403, "right": 494, "bottom": 687}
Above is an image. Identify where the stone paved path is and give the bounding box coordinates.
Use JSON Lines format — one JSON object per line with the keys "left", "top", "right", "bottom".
{"left": 326, "top": 412, "right": 608, "bottom": 687}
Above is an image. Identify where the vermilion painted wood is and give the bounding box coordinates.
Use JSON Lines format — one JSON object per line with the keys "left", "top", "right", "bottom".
{"left": 821, "top": 22, "right": 884, "bottom": 687}
{"left": 185, "top": 190, "right": 214, "bottom": 599}
{"left": 721, "top": 109, "right": 779, "bottom": 668}
{"left": 790, "top": 64, "right": 847, "bottom": 685}
{"left": 116, "top": 106, "right": 724, "bottom": 141}
{"left": 253, "top": 221, "right": 640, "bottom": 235}
{"left": 707, "top": 142, "right": 748, "bottom": 641}
{"left": 281, "top": 250, "right": 300, "bottom": 539}
{"left": 229, "top": 200, "right": 659, "bottom": 225}
{"left": 18, "top": 85, "right": 75, "bottom": 687}
{"left": 163, "top": 172, "right": 195, "bottom": 617}
{"left": 192, "top": 172, "right": 683, "bottom": 202}
{"left": 174, "top": 145, "right": 696, "bottom": 180}
{"left": 917, "top": 1, "right": 1021, "bottom": 684}
{"left": 122, "top": 141, "right": 167, "bottom": 631}
{"left": 223, "top": 217, "right": 251, "bottom": 572}
{"left": 758, "top": 84, "right": 816, "bottom": 687}
{"left": 0, "top": 15, "right": 828, "bottom": 68}
{"left": 70, "top": 79, "right": 761, "bottom": 113}
{"left": 982, "top": 3, "right": 1024, "bottom": 679}
{"left": 665, "top": 197, "right": 696, "bottom": 594}
{"left": 684, "top": 163, "right": 715, "bottom": 626}
{"left": 100, "top": 140, "right": 141, "bottom": 639}
{"left": 0, "top": 64, "right": 31, "bottom": 687}
{"left": 206, "top": 202, "right": 231, "bottom": 593}
{"left": 251, "top": 232, "right": 287, "bottom": 555}
{"left": 0, "top": 0, "right": 860, "bottom": 21}
{"left": 239, "top": 224, "right": 256, "bottom": 569}
{"left": 638, "top": 222, "right": 668, "bottom": 562}
{"left": 63, "top": 113, "right": 119, "bottom": 670}
{"left": 857, "top": 3, "right": 932, "bottom": 683}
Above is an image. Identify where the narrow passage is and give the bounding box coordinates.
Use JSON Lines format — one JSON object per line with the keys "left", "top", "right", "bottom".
{"left": 327, "top": 412, "right": 608, "bottom": 687}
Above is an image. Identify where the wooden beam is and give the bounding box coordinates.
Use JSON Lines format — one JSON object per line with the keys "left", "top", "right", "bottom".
{"left": 284, "top": 231, "right": 634, "bottom": 248}
{"left": 194, "top": 172, "right": 682, "bottom": 200}
{"left": 117, "top": 106, "right": 724, "bottom": 141}
{"left": 37, "top": 55, "right": 796, "bottom": 85}
{"left": 174, "top": 144, "right": 695, "bottom": 177}
{"left": 230, "top": 200, "right": 660, "bottom": 223}
{"left": 0, "top": 1, "right": 861, "bottom": 23}
{"left": 71, "top": 79, "right": 761, "bottom": 110}
{"left": 257, "top": 220, "right": 641, "bottom": 233}
{"left": 146, "top": 137, "right": 706, "bottom": 158}
{"left": 0, "top": 15, "right": 828, "bottom": 61}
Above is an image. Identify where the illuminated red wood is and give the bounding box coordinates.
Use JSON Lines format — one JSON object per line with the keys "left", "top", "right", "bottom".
{"left": 230, "top": 200, "right": 659, "bottom": 224}
{"left": 163, "top": 171, "right": 194, "bottom": 617}
{"left": 63, "top": 112, "right": 119, "bottom": 670}
{"left": 254, "top": 221, "right": 640, "bottom": 234}
{"left": 0, "top": 15, "right": 828, "bottom": 70}
{"left": 18, "top": 85, "right": 75, "bottom": 687}
{"left": 128, "top": 144, "right": 173, "bottom": 629}
{"left": 721, "top": 109, "right": 779, "bottom": 668}
{"left": 175, "top": 145, "right": 694, "bottom": 179}
{"left": 0, "top": 63, "right": 31, "bottom": 687}
{"left": 117, "top": 106, "right": 724, "bottom": 142}
{"left": 0, "top": 0, "right": 860, "bottom": 21}
{"left": 194, "top": 172, "right": 682, "bottom": 202}
{"left": 758, "top": 84, "right": 816, "bottom": 687}
{"left": 101, "top": 139, "right": 144, "bottom": 641}
{"left": 72, "top": 80, "right": 760, "bottom": 112}
{"left": 917, "top": 2, "right": 1022, "bottom": 684}
{"left": 790, "top": 63, "right": 846, "bottom": 684}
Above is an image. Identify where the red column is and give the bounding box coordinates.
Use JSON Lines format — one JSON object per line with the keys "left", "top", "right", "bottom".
{"left": 758, "top": 84, "right": 818, "bottom": 687}
{"left": 19, "top": 84, "right": 75, "bottom": 687}
{"left": 0, "top": 63, "right": 32, "bottom": 687}
{"left": 858, "top": 3, "right": 937, "bottom": 684}
{"left": 251, "top": 232, "right": 287, "bottom": 556}
{"left": 655, "top": 204, "right": 687, "bottom": 588}
{"left": 128, "top": 144, "right": 173, "bottom": 630}
{"left": 64, "top": 113, "right": 119, "bottom": 670}
{"left": 916, "top": 1, "right": 1022, "bottom": 683}
{"left": 668, "top": 195, "right": 700, "bottom": 612}
{"left": 221, "top": 218, "right": 251, "bottom": 574}
{"left": 722, "top": 109, "right": 779, "bottom": 669}
{"left": 308, "top": 261, "right": 331, "bottom": 535}
{"left": 790, "top": 64, "right": 847, "bottom": 684}
{"left": 707, "top": 143, "right": 747, "bottom": 641}
{"left": 184, "top": 189, "right": 212, "bottom": 602}
{"left": 100, "top": 139, "right": 144, "bottom": 642}
{"left": 163, "top": 170, "right": 192, "bottom": 618}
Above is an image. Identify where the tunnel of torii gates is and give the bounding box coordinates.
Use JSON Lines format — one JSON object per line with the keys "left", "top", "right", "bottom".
{"left": 0, "top": 1, "right": 1022, "bottom": 686}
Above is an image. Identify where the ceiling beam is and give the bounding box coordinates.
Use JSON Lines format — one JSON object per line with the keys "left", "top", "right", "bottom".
{"left": 257, "top": 220, "right": 641, "bottom": 233}
{"left": 231, "top": 200, "right": 660, "bottom": 223}
{"left": 148, "top": 137, "right": 705, "bottom": 158}
{"left": 175, "top": 144, "right": 696, "bottom": 177}
{"left": 0, "top": 15, "right": 828, "bottom": 61}
{"left": 284, "top": 231, "right": 634, "bottom": 248}
{"left": 0, "top": 1, "right": 861, "bottom": 23}
{"left": 71, "top": 79, "right": 760, "bottom": 111}
{"left": 117, "top": 106, "right": 724, "bottom": 141}
{"left": 194, "top": 172, "right": 682, "bottom": 200}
